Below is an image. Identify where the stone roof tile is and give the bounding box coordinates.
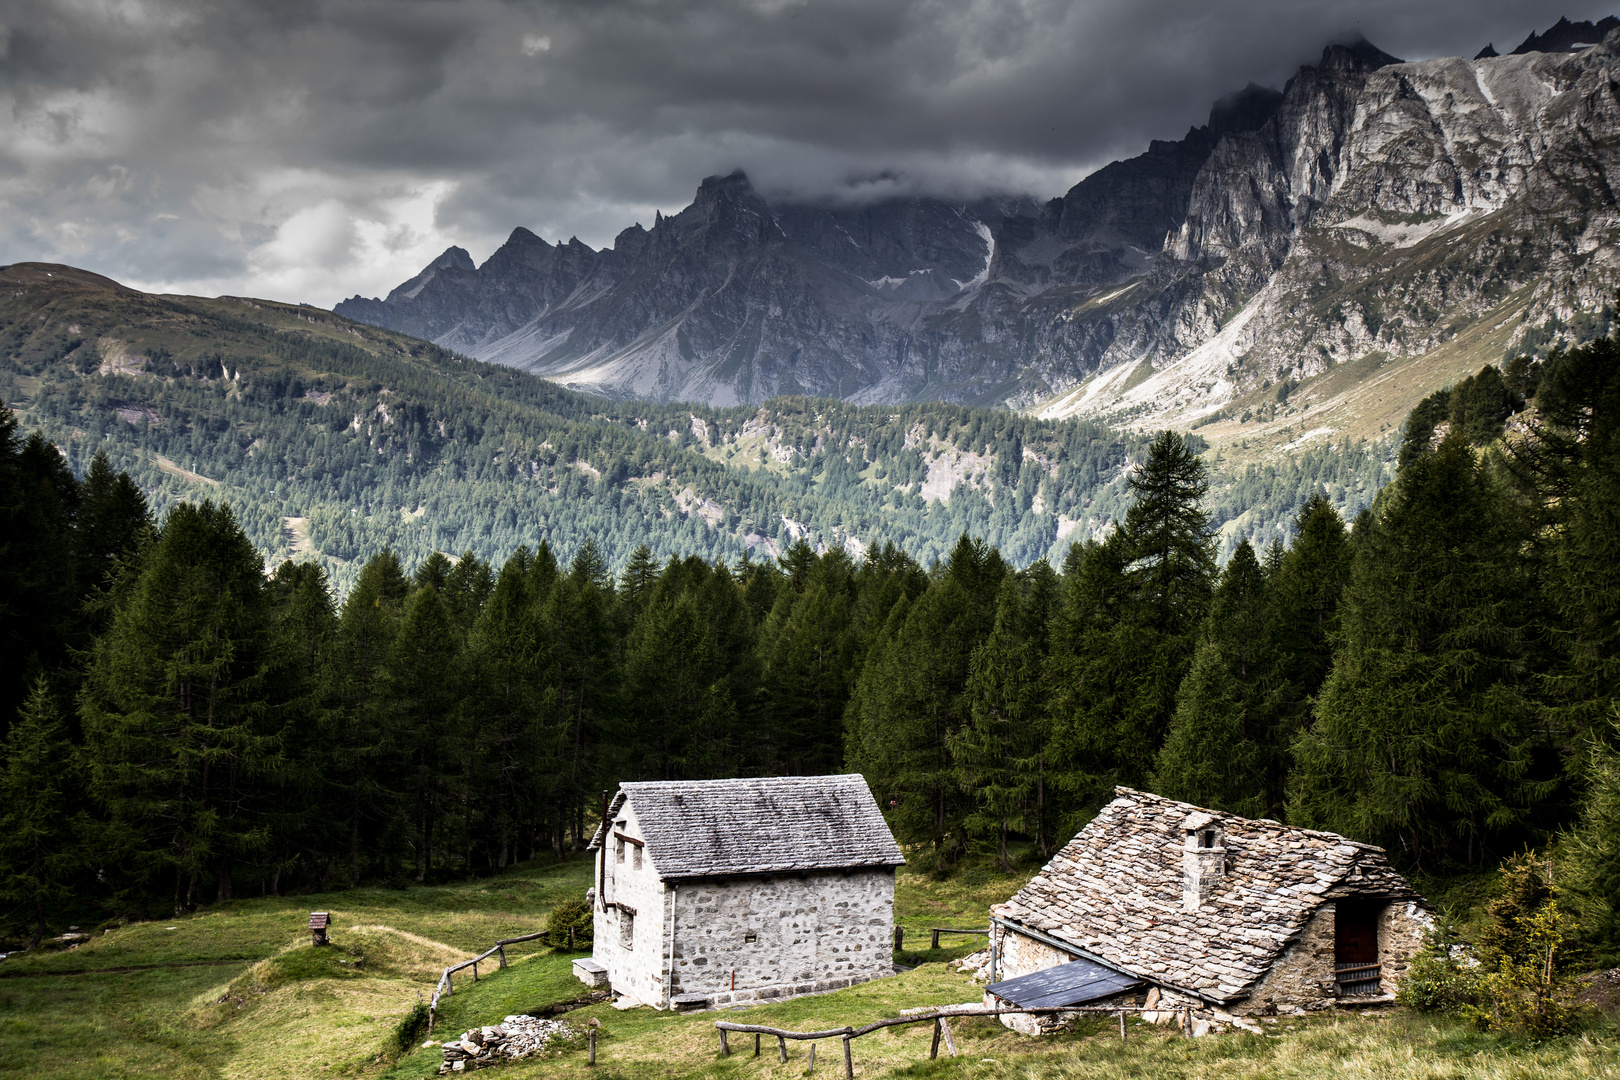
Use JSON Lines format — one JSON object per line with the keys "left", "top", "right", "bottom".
{"left": 590, "top": 774, "right": 904, "bottom": 879}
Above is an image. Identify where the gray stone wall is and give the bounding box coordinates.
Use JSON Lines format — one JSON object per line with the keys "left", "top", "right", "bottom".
{"left": 1237, "top": 904, "right": 1337, "bottom": 1015}
{"left": 1377, "top": 900, "right": 1430, "bottom": 996}
{"left": 592, "top": 801, "right": 673, "bottom": 1006}
{"left": 591, "top": 798, "right": 897, "bottom": 1008}
{"left": 668, "top": 867, "right": 896, "bottom": 1006}
{"left": 987, "top": 925, "right": 1075, "bottom": 1034}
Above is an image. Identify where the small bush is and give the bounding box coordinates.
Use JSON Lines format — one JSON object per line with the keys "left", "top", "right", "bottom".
{"left": 1397, "top": 915, "right": 1479, "bottom": 1014}
{"left": 395, "top": 1000, "right": 430, "bottom": 1051}
{"left": 545, "top": 896, "right": 593, "bottom": 950}
{"left": 1400, "top": 854, "right": 1585, "bottom": 1037}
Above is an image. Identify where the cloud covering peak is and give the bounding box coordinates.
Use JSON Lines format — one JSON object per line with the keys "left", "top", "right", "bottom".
{"left": 0, "top": 0, "right": 1606, "bottom": 305}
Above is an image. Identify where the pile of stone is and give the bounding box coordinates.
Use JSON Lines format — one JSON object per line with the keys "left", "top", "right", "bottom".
{"left": 950, "top": 948, "right": 993, "bottom": 983}
{"left": 437, "top": 1015, "right": 575, "bottom": 1073}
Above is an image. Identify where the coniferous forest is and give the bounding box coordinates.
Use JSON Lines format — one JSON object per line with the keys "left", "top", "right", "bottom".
{"left": 2, "top": 328, "right": 1618, "bottom": 970}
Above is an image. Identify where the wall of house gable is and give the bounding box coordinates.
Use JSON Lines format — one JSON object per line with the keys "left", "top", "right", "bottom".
{"left": 1234, "top": 897, "right": 1429, "bottom": 1015}
{"left": 1236, "top": 904, "right": 1337, "bottom": 1015}
{"left": 1376, "top": 900, "right": 1430, "bottom": 996}
{"left": 591, "top": 801, "right": 671, "bottom": 1005}
{"left": 669, "top": 868, "right": 895, "bottom": 1007}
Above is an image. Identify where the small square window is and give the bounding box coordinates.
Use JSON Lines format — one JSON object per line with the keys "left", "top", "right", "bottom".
{"left": 615, "top": 837, "right": 625, "bottom": 863}
{"left": 744, "top": 932, "right": 757, "bottom": 944}
{"left": 632, "top": 845, "right": 642, "bottom": 870}
{"left": 620, "top": 910, "right": 634, "bottom": 950}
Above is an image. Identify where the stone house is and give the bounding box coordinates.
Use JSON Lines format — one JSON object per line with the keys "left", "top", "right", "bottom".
{"left": 984, "top": 788, "right": 1429, "bottom": 1034}
{"left": 578, "top": 774, "right": 905, "bottom": 1009}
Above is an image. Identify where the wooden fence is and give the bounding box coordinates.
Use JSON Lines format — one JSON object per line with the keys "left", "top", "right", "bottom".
{"left": 427, "top": 930, "right": 549, "bottom": 1033}
{"left": 892, "top": 926, "right": 991, "bottom": 951}
{"left": 715, "top": 1004, "right": 1185, "bottom": 1077}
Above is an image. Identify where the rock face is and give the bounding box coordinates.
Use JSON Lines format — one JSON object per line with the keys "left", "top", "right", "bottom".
{"left": 339, "top": 23, "right": 1620, "bottom": 422}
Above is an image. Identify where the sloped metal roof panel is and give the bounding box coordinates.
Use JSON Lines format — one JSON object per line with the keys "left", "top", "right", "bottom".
{"left": 985, "top": 958, "right": 1142, "bottom": 1009}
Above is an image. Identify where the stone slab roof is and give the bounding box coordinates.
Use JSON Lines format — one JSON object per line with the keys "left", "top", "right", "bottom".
{"left": 991, "top": 788, "right": 1421, "bottom": 1005}
{"left": 590, "top": 774, "right": 905, "bottom": 880}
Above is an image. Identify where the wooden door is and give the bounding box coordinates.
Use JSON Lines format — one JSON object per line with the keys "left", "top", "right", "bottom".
{"left": 1334, "top": 899, "right": 1382, "bottom": 995}
{"left": 1335, "top": 900, "right": 1378, "bottom": 965}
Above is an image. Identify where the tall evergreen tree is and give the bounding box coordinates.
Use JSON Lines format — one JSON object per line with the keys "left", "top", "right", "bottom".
{"left": 333, "top": 551, "right": 409, "bottom": 877}
{"left": 1153, "top": 540, "right": 1274, "bottom": 816}
{"left": 385, "top": 581, "right": 464, "bottom": 881}
{"left": 0, "top": 678, "right": 77, "bottom": 948}
{"left": 1045, "top": 431, "right": 1215, "bottom": 822}
{"left": 1290, "top": 434, "right": 1550, "bottom": 868}
{"left": 81, "top": 501, "right": 277, "bottom": 908}
{"left": 846, "top": 535, "right": 1003, "bottom": 860}
{"left": 953, "top": 565, "right": 1059, "bottom": 866}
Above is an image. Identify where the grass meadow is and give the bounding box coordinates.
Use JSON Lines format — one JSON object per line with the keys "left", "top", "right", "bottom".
{"left": 1, "top": 854, "right": 1615, "bottom": 1079}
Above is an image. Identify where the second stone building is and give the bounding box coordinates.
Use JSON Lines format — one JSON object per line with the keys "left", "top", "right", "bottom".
{"left": 580, "top": 774, "right": 905, "bottom": 1009}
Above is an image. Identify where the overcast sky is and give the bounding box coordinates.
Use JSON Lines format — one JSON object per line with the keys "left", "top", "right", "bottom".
{"left": 0, "top": 0, "right": 1602, "bottom": 306}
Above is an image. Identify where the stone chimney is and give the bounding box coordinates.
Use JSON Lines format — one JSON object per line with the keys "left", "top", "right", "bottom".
{"left": 1181, "top": 811, "right": 1226, "bottom": 911}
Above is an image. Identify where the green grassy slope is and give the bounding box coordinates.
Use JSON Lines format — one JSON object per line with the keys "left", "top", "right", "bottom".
{"left": 3, "top": 855, "right": 1613, "bottom": 1080}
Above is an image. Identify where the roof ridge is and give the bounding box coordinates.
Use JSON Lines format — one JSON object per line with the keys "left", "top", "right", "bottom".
{"left": 1110, "top": 786, "right": 1386, "bottom": 853}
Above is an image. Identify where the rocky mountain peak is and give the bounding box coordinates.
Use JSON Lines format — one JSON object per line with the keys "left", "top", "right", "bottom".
{"left": 434, "top": 246, "right": 476, "bottom": 272}
{"left": 1207, "top": 83, "right": 1284, "bottom": 139}
{"left": 1512, "top": 15, "right": 1620, "bottom": 54}
{"left": 1316, "top": 38, "right": 1404, "bottom": 72}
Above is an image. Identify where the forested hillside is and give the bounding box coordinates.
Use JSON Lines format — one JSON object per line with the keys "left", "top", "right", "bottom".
{"left": 0, "top": 263, "right": 1392, "bottom": 590}
{"left": 2, "top": 326, "right": 1616, "bottom": 964}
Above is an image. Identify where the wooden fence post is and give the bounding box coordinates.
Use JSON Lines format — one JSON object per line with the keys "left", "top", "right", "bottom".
{"left": 588, "top": 1027, "right": 597, "bottom": 1066}
{"left": 893, "top": 926, "right": 903, "bottom": 951}
{"left": 842, "top": 1033, "right": 853, "bottom": 1079}
{"left": 929, "top": 1019, "right": 941, "bottom": 1059}
{"left": 1118, "top": 1010, "right": 1126, "bottom": 1040}
{"left": 471, "top": 961, "right": 478, "bottom": 982}
{"left": 808, "top": 1042, "right": 816, "bottom": 1074}
{"left": 497, "top": 945, "right": 507, "bottom": 970}
{"left": 754, "top": 1033, "right": 761, "bottom": 1057}
{"left": 930, "top": 929, "right": 940, "bottom": 950}
{"left": 939, "top": 1017, "right": 957, "bottom": 1058}
{"left": 778, "top": 1035, "right": 788, "bottom": 1063}
{"left": 718, "top": 1028, "right": 729, "bottom": 1056}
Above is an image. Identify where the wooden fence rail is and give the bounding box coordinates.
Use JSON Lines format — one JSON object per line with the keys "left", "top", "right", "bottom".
{"left": 715, "top": 1004, "right": 1184, "bottom": 1078}
{"left": 427, "top": 930, "right": 549, "bottom": 1033}
{"left": 892, "top": 926, "right": 992, "bottom": 951}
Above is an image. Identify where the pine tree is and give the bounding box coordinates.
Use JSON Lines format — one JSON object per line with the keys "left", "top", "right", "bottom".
{"left": 953, "top": 568, "right": 1056, "bottom": 867}
{"left": 333, "top": 550, "right": 410, "bottom": 877}
{"left": 1044, "top": 434, "right": 1215, "bottom": 826}
{"left": 80, "top": 501, "right": 277, "bottom": 908}
{"left": 76, "top": 449, "right": 150, "bottom": 601}
{"left": 263, "top": 560, "right": 338, "bottom": 891}
{"left": 385, "top": 582, "right": 464, "bottom": 881}
{"left": 845, "top": 536, "right": 1002, "bottom": 859}
{"left": 0, "top": 678, "right": 77, "bottom": 948}
{"left": 1153, "top": 539, "right": 1274, "bottom": 816}
{"left": 1290, "top": 433, "right": 1549, "bottom": 868}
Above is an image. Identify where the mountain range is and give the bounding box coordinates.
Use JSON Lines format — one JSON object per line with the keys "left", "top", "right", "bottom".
{"left": 338, "top": 16, "right": 1620, "bottom": 459}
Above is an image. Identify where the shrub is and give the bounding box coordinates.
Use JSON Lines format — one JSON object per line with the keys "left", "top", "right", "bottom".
{"left": 1396, "top": 914, "right": 1479, "bottom": 1014}
{"left": 545, "top": 896, "right": 593, "bottom": 950}
{"left": 395, "top": 1000, "right": 429, "bottom": 1051}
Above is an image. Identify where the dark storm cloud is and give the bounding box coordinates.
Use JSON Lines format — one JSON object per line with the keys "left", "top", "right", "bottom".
{"left": 0, "top": 0, "right": 1602, "bottom": 304}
